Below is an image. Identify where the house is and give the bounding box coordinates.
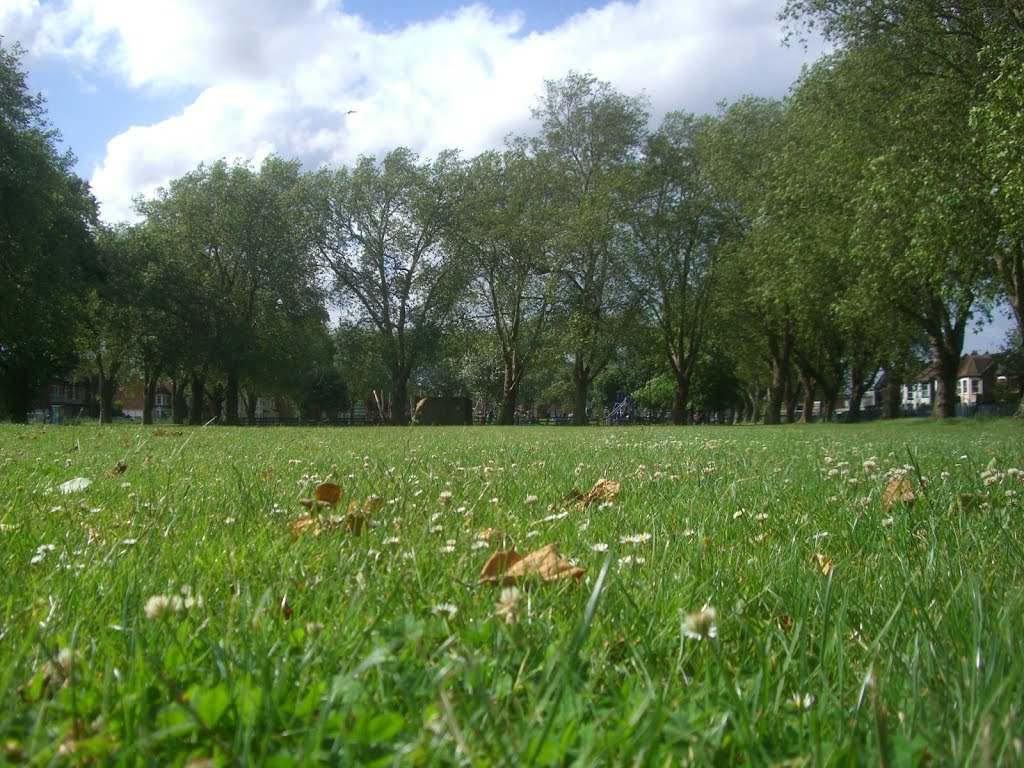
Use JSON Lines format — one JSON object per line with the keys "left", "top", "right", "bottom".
{"left": 902, "top": 353, "right": 1006, "bottom": 410}
{"left": 31, "top": 376, "right": 97, "bottom": 421}
{"left": 956, "top": 354, "right": 999, "bottom": 406}
{"left": 118, "top": 375, "right": 173, "bottom": 420}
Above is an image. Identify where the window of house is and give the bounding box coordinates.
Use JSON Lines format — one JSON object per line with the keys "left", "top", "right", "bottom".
{"left": 971, "top": 379, "right": 980, "bottom": 394}
{"left": 156, "top": 394, "right": 170, "bottom": 406}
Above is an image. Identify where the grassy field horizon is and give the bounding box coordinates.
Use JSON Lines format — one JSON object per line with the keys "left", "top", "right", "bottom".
{"left": 2, "top": 419, "right": 1022, "bottom": 765}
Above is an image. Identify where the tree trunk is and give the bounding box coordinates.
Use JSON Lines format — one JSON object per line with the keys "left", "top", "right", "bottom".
{"left": 99, "top": 374, "right": 115, "bottom": 424}
{"left": 390, "top": 368, "right": 410, "bottom": 426}
{"left": 498, "top": 365, "right": 522, "bottom": 426}
{"left": 498, "top": 388, "right": 518, "bottom": 426}
{"left": 224, "top": 372, "right": 240, "bottom": 426}
{"left": 799, "top": 372, "right": 815, "bottom": 424}
{"left": 819, "top": 381, "right": 838, "bottom": 423}
{"left": 172, "top": 378, "right": 188, "bottom": 424}
{"left": 142, "top": 376, "right": 157, "bottom": 425}
{"left": 671, "top": 375, "right": 690, "bottom": 426}
{"left": 846, "top": 384, "right": 865, "bottom": 424}
{"left": 883, "top": 371, "right": 902, "bottom": 420}
{"left": 188, "top": 374, "right": 204, "bottom": 425}
{"left": 933, "top": 351, "right": 960, "bottom": 419}
{"left": 572, "top": 369, "right": 590, "bottom": 426}
{"left": 210, "top": 383, "right": 225, "bottom": 424}
{"left": 765, "top": 359, "right": 788, "bottom": 426}
{"left": 245, "top": 390, "right": 257, "bottom": 423}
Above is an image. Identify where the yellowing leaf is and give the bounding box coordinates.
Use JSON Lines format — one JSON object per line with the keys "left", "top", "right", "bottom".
{"left": 882, "top": 478, "right": 916, "bottom": 510}
{"left": 481, "top": 543, "right": 586, "bottom": 585}
{"left": 816, "top": 553, "right": 833, "bottom": 576}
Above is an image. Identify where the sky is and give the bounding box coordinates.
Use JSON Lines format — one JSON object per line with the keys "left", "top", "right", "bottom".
{"left": 2, "top": 0, "right": 1014, "bottom": 350}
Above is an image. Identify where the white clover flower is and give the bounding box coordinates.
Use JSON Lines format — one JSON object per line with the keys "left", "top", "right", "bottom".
{"left": 683, "top": 605, "right": 718, "bottom": 640}
{"left": 541, "top": 511, "right": 569, "bottom": 523}
{"left": 590, "top": 542, "right": 609, "bottom": 552}
{"left": 525, "top": 494, "right": 539, "bottom": 505}
{"left": 432, "top": 603, "right": 458, "bottom": 617}
{"left": 438, "top": 491, "right": 454, "bottom": 505}
{"left": 144, "top": 595, "right": 171, "bottom": 619}
{"left": 495, "top": 587, "right": 522, "bottom": 625}
{"left": 619, "top": 533, "right": 652, "bottom": 545}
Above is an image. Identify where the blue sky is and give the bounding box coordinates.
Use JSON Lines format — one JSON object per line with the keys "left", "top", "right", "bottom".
{"left": 3, "top": 0, "right": 1013, "bottom": 350}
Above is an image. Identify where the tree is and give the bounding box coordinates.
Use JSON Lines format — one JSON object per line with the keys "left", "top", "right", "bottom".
{"left": 453, "top": 149, "right": 556, "bottom": 424}
{"left": 699, "top": 97, "right": 789, "bottom": 423}
{"left": 782, "top": 0, "right": 1016, "bottom": 417}
{"left": 527, "top": 72, "right": 649, "bottom": 425}
{"left": 0, "top": 39, "right": 99, "bottom": 421}
{"left": 311, "top": 148, "right": 467, "bottom": 425}
{"left": 139, "top": 156, "right": 325, "bottom": 424}
{"left": 625, "top": 112, "right": 725, "bottom": 424}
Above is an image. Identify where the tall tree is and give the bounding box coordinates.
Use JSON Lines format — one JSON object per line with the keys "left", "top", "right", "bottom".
{"left": 782, "top": 1, "right": 1012, "bottom": 417}
{"left": 311, "top": 148, "right": 467, "bottom": 424}
{"left": 454, "top": 149, "right": 556, "bottom": 424}
{"left": 625, "top": 112, "right": 725, "bottom": 424}
{"left": 700, "top": 97, "right": 790, "bottom": 423}
{"left": 527, "top": 72, "right": 648, "bottom": 425}
{"left": 0, "top": 40, "right": 99, "bottom": 421}
{"left": 139, "top": 156, "right": 325, "bottom": 424}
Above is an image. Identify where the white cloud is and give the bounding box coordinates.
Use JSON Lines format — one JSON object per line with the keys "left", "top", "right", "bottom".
{"left": 3, "top": 0, "right": 824, "bottom": 223}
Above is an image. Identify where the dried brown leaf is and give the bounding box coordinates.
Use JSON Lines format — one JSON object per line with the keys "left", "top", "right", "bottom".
{"left": 882, "top": 478, "right": 916, "bottom": 510}
{"left": 103, "top": 461, "right": 128, "bottom": 478}
{"left": 480, "top": 546, "right": 523, "bottom": 582}
{"left": 316, "top": 482, "right": 342, "bottom": 508}
{"left": 291, "top": 516, "right": 316, "bottom": 537}
{"left": 565, "top": 478, "right": 621, "bottom": 510}
{"left": 481, "top": 542, "right": 586, "bottom": 585}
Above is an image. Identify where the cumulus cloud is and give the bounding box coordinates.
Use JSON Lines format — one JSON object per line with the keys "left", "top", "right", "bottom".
{"left": 2, "top": 0, "right": 824, "bottom": 223}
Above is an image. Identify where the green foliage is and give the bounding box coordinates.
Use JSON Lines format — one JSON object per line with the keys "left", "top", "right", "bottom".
{"left": 310, "top": 148, "right": 469, "bottom": 424}
{"left": 0, "top": 39, "right": 99, "bottom": 421}
{"left": 2, "top": 422, "right": 1024, "bottom": 763}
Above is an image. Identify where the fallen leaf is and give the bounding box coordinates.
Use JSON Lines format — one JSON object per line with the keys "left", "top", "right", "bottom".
{"left": 882, "top": 478, "right": 916, "bottom": 510}
{"left": 103, "top": 461, "right": 128, "bottom": 478}
{"left": 564, "top": 478, "right": 621, "bottom": 510}
{"left": 293, "top": 492, "right": 377, "bottom": 539}
{"left": 481, "top": 543, "right": 585, "bottom": 585}
{"left": 816, "top": 553, "right": 833, "bottom": 576}
{"left": 480, "top": 546, "right": 523, "bottom": 581}
{"left": 298, "top": 482, "right": 342, "bottom": 512}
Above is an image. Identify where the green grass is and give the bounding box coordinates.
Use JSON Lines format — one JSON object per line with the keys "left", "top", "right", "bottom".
{"left": 2, "top": 420, "right": 1023, "bottom": 765}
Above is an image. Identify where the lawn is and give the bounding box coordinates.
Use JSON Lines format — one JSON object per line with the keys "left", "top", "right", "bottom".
{"left": 2, "top": 420, "right": 1023, "bottom": 765}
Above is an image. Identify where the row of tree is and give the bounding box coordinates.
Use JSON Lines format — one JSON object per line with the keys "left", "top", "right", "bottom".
{"left": 2, "top": 2, "right": 1023, "bottom": 425}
